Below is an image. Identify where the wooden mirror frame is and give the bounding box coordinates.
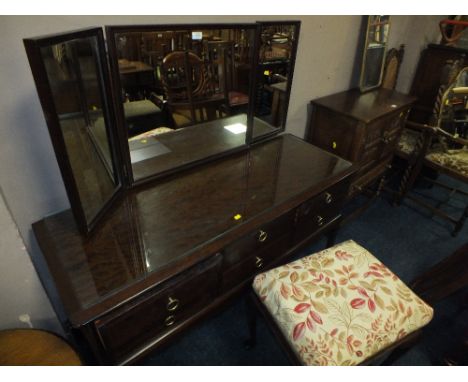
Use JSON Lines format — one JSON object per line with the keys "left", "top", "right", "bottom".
{"left": 24, "top": 28, "right": 124, "bottom": 235}
{"left": 359, "top": 16, "right": 391, "bottom": 92}
{"left": 105, "top": 23, "right": 261, "bottom": 187}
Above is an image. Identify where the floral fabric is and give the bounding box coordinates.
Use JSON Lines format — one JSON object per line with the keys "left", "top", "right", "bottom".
{"left": 425, "top": 148, "right": 468, "bottom": 178}
{"left": 252, "top": 240, "right": 433, "bottom": 366}
{"left": 397, "top": 128, "right": 420, "bottom": 155}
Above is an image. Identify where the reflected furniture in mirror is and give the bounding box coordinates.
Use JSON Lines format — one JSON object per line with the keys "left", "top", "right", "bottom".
{"left": 23, "top": 28, "right": 124, "bottom": 234}
{"left": 359, "top": 16, "right": 391, "bottom": 92}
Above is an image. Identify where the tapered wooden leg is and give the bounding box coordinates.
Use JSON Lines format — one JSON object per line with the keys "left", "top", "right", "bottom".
{"left": 452, "top": 204, "right": 468, "bottom": 237}
{"left": 244, "top": 293, "right": 257, "bottom": 349}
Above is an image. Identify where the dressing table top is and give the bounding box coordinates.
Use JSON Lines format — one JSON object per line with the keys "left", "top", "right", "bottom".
{"left": 33, "top": 134, "right": 354, "bottom": 325}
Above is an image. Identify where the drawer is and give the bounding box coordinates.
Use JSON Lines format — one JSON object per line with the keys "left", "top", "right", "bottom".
{"left": 221, "top": 234, "right": 291, "bottom": 292}
{"left": 293, "top": 203, "right": 340, "bottom": 245}
{"left": 223, "top": 210, "right": 295, "bottom": 268}
{"left": 94, "top": 254, "right": 221, "bottom": 363}
{"left": 296, "top": 179, "right": 349, "bottom": 219}
{"left": 365, "top": 109, "right": 407, "bottom": 147}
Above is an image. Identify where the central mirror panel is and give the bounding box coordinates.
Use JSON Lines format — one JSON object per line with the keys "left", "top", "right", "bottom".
{"left": 107, "top": 25, "right": 258, "bottom": 183}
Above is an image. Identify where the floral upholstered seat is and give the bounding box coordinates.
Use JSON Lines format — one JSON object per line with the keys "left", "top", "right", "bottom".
{"left": 252, "top": 240, "right": 433, "bottom": 366}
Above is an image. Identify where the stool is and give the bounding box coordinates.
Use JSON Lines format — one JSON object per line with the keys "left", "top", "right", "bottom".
{"left": 248, "top": 240, "right": 434, "bottom": 366}
{"left": 0, "top": 329, "right": 83, "bottom": 366}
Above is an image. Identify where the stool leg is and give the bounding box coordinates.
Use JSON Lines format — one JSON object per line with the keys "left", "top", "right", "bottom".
{"left": 244, "top": 293, "right": 257, "bottom": 349}
{"left": 326, "top": 228, "right": 338, "bottom": 248}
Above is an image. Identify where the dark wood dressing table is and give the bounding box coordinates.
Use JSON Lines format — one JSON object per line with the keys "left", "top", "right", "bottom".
{"left": 33, "top": 134, "right": 356, "bottom": 365}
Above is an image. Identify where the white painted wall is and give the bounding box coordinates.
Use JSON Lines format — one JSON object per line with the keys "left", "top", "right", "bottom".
{"left": 0, "top": 15, "right": 443, "bottom": 332}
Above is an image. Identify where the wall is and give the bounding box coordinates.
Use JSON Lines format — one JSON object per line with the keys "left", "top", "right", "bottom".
{"left": 0, "top": 15, "right": 443, "bottom": 332}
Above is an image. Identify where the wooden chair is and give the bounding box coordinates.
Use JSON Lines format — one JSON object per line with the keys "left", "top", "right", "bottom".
{"left": 204, "top": 41, "right": 249, "bottom": 115}
{"left": 396, "top": 68, "right": 468, "bottom": 237}
{"left": 246, "top": 240, "right": 433, "bottom": 365}
{"left": 381, "top": 44, "right": 405, "bottom": 90}
{"left": 160, "top": 51, "right": 226, "bottom": 127}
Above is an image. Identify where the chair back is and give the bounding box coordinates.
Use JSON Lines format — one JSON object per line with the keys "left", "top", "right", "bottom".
{"left": 381, "top": 44, "right": 405, "bottom": 90}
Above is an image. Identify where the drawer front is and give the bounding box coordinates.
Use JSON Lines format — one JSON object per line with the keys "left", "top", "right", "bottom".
{"left": 293, "top": 179, "right": 350, "bottom": 244}
{"left": 221, "top": 234, "right": 291, "bottom": 292}
{"left": 223, "top": 210, "right": 295, "bottom": 268}
{"left": 94, "top": 255, "right": 221, "bottom": 363}
{"left": 364, "top": 109, "right": 408, "bottom": 148}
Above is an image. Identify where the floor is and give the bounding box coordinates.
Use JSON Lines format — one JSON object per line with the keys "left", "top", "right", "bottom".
{"left": 138, "top": 175, "right": 468, "bottom": 366}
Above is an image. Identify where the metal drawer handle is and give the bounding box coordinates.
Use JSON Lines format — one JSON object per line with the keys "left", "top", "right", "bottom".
{"left": 165, "top": 315, "right": 175, "bottom": 327}
{"left": 255, "top": 256, "right": 264, "bottom": 269}
{"left": 325, "top": 192, "right": 333, "bottom": 204}
{"left": 167, "top": 297, "right": 180, "bottom": 312}
{"left": 317, "top": 215, "right": 324, "bottom": 227}
{"left": 258, "top": 230, "right": 268, "bottom": 242}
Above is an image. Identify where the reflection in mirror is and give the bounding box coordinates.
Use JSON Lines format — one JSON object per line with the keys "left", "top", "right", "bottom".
{"left": 109, "top": 26, "right": 256, "bottom": 182}
{"left": 40, "top": 37, "right": 118, "bottom": 224}
{"left": 360, "top": 16, "right": 391, "bottom": 92}
{"left": 252, "top": 22, "right": 300, "bottom": 140}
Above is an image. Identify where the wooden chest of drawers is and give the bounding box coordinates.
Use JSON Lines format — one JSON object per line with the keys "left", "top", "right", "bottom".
{"left": 306, "top": 88, "right": 416, "bottom": 198}
{"left": 32, "top": 135, "right": 356, "bottom": 365}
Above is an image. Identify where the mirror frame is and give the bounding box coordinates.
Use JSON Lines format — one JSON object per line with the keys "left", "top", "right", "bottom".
{"left": 359, "top": 16, "right": 391, "bottom": 92}
{"left": 105, "top": 23, "right": 261, "bottom": 187}
{"left": 24, "top": 27, "right": 124, "bottom": 235}
{"left": 251, "top": 20, "right": 301, "bottom": 143}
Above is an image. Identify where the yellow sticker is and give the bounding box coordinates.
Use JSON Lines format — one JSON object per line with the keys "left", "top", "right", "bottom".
{"left": 141, "top": 139, "right": 147, "bottom": 143}
{"left": 233, "top": 214, "right": 242, "bottom": 220}
{"left": 332, "top": 141, "right": 337, "bottom": 149}
{"left": 264, "top": 70, "right": 270, "bottom": 76}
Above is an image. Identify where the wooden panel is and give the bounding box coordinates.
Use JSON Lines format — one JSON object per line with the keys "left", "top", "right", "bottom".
{"left": 94, "top": 254, "right": 221, "bottom": 364}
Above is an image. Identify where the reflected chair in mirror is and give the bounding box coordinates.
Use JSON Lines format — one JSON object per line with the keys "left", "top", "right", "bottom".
{"left": 396, "top": 67, "right": 468, "bottom": 237}
{"left": 160, "top": 50, "right": 226, "bottom": 128}
{"left": 204, "top": 41, "right": 250, "bottom": 115}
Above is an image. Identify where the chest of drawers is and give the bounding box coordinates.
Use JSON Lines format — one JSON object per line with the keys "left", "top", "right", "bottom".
{"left": 32, "top": 135, "right": 356, "bottom": 365}
{"left": 306, "top": 88, "right": 416, "bottom": 198}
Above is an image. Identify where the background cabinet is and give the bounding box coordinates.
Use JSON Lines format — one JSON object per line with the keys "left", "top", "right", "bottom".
{"left": 306, "top": 88, "right": 416, "bottom": 199}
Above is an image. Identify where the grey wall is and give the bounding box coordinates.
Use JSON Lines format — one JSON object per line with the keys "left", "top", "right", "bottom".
{"left": 0, "top": 15, "right": 443, "bottom": 332}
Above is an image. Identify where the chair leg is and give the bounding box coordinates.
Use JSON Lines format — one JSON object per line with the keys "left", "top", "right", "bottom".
{"left": 452, "top": 204, "right": 468, "bottom": 237}
{"left": 244, "top": 293, "right": 257, "bottom": 349}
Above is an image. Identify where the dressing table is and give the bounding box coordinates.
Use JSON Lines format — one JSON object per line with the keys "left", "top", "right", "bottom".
{"left": 33, "top": 134, "right": 356, "bottom": 364}
{"left": 23, "top": 22, "right": 359, "bottom": 365}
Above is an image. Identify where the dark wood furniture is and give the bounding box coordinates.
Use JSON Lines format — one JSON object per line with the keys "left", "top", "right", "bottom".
{"left": 32, "top": 134, "right": 356, "bottom": 365}
{"left": 409, "top": 43, "right": 468, "bottom": 124}
{"left": 0, "top": 329, "right": 83, "bottom": 366}
{"left": 306, "top": 88, "right": 416, "bottom": 218}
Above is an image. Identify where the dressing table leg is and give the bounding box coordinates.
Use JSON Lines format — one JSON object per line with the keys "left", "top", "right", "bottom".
{"left": 244, "top": 293, "right": 257, "bottom": 349}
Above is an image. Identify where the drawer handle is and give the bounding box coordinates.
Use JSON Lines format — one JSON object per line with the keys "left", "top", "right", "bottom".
{"left": 317, "top": 215, "right": 324, "bottom": 227}
{"left": 255, "top": 256, "right": 264, "bottom": 269}
{"left": 167, "top": 297, "right": 180, "bottom": 312}
{"left": 258, "top": 230, "right": 268, "bottom": 243}
{"left": 325, "top": 192, "right": 333, "bottom": 204}
{"left": 381, "top": 136, "right": 391, "bottom": 144}
{"left": 165, "top": 315, "right": 175, "bottom": 327}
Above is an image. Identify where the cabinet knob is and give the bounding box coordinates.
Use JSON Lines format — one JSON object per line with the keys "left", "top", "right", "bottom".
{"left": 317, "top": 215, "right": 324, "bottom": 227}
{"left": 167, "top": 297, "right": 180, "bottom": 312}
{"left": 258, "top": 230, "right": 268, "bottom": 242}
{"left": 164, "top": 315, "right": 175, "bottom": 327}
{"left": 255, "top": 256, "right": 264, "bottom": 268}
{"left": 325, "top": 192, "right": 333, "bottom": 204}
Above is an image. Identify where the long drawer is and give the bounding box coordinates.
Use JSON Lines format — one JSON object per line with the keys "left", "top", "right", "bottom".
{"left": 94, "top": 254, "right": 221, "bottom": 364}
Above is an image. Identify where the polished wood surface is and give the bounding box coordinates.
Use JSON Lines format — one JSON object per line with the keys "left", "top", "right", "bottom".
{"left": 309, "top": 88, "right": 416, "bottom": 124}
{"left": 34, "top": 134, "right": 353, "bottom": 322}
{"left": 0, "top": 329, "right": 82, "bottom": 366}
{"left": 33, "top": 134, "right": 356, "bottom": 364}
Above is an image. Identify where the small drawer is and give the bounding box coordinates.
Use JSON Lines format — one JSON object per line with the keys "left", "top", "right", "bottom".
{"left": 221, "top": 234, "right": 291, "bottom": 292}
{"left": 296, "top": 180, "right": 348, "bottom": 220}
{"left": 293, "top": 205, "right": 340, "bottom": 245}
{"left": 223, "top": 210, "right": 295, "bottom": 268}
{"left": 94, "top": 254, "right": 221, "bottom": 363}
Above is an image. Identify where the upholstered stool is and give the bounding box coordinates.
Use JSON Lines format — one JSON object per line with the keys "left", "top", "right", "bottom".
{"left": 249, "top": 240, "right": 434, "bottom": 366}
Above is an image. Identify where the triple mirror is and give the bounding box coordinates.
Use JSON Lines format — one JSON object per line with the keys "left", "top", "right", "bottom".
{"left": 359, "top": 16, "right": 390, "bottom": 92}
{"left": 24, "top": 21, "right": 300, "bottom": 234}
